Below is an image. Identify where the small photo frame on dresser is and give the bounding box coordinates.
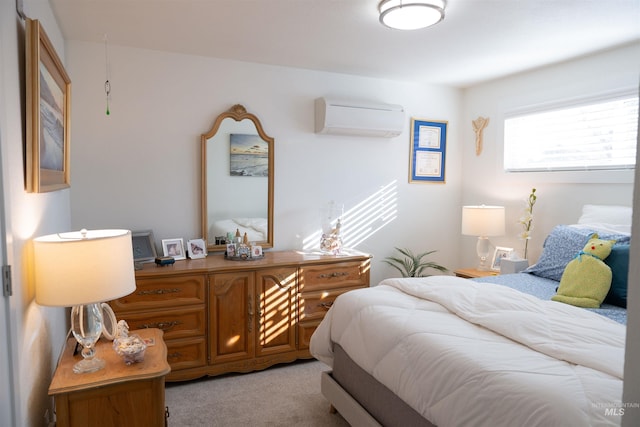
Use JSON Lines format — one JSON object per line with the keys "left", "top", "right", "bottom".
{"left": 161, "top": 238, "right": 186, "bottom": 260}
{"left": 226, "top": 243, "right": 236, "bottom": 257}
{"left": 187, "top": 238, "right": 207, "bottom": 259}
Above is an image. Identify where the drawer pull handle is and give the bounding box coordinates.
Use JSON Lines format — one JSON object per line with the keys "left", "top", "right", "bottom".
{"left": 167, "top": 352, "right": 182, "bottom": 360}
{"left": 140, "top": 320, "right": 181, "bottom": 330}
{"left": 137, "top": 288, "right": 181, "bottom": 296}
{"left": 317, "top": 272, "right": 349, "bottom": 279}
{"left": 248, "top": 300, "right": 253, "bottom": 332}
{"left": 318, "top": 302, "right": 334, "bottom": 309}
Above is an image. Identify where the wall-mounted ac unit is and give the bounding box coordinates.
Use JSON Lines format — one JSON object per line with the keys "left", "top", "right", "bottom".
{"left": 314, "top": 97, "right": 405, "bottom": 138}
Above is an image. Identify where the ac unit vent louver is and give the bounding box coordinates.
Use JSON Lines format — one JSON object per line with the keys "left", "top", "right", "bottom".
{"left": 314, "top": 97, "right": 405, "bottom": 138}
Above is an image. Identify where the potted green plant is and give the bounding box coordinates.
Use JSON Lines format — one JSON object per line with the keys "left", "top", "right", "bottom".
{"left": 383, "top": 247, "right": 448, "bottom": 278}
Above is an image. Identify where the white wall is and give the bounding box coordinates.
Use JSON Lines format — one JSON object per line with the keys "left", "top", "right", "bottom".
{"left": 67, "top": 42, "right": 463, "bottom": 285}
{"left": 0, "top": 0, "right": 72, "bottom": 425}
{"left": 460, "top": 43, "right": 640, "bottom": 268}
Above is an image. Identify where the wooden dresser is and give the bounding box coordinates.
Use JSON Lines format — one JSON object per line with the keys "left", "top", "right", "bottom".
{"left": 110, "top": 250, "right": 371, "bottom": 381}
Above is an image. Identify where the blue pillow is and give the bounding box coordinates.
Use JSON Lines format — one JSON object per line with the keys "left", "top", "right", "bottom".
{"left": 604, "top": 244, "right": 629, "bottom": 308}
{"left": 524, "top": 225, "right": 630, "bottom": 282}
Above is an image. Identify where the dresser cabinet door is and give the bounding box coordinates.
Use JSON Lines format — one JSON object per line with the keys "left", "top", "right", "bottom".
{"left": 255, "top": 267, "right": 298, "bottom": 357}
{"left": 209, "top": 271, "right": 255, "bottom": 364}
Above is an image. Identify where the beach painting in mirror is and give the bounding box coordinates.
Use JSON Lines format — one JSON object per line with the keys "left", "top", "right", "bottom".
{"left": 230, "top": 134, "right": 268, "bottom": 177}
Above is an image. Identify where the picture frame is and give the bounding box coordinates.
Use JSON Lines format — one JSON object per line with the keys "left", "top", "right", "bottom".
{"left": 409, "top": 118, "right": 447, "bottom": 183}
{"left": 237, "top": 246, "right": 251, "bottom": 259}
{"left": 25, "top": 19, "right": 71, "bottom": 193}
{"left": 491, "top": 247, "right": 514, "bottom": 272}
{"left": 131, "top": 230, "right": 158, "bottom": 263}
{"left": 162, "top": 238, "right": 186, "bottom": 260}
{"left": 226, "top": 243, "right": 236, "bottom": 257}
{"left": 187, "top": 238, "right": 207, "bottom": 259}
{"left": 252, "top": 245, "right": 263, "bottom": 258}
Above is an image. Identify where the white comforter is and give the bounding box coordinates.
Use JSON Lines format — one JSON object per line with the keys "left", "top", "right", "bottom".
{"left": 310, "top": 275, "right": 625, "bottom": 426}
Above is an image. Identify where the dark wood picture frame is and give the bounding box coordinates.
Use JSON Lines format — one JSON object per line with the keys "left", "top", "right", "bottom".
{"left": 26, "top": 18, "right": 71, "bottom": 193}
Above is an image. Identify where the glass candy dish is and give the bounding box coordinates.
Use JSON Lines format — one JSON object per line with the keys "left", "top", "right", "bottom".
{"left": 113, "top": 334, "right": 147, "bottom": 365}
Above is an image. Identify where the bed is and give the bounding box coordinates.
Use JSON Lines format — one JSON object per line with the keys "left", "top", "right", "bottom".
{"left": 310, "top": 206, "right": 631, "bottom": 426}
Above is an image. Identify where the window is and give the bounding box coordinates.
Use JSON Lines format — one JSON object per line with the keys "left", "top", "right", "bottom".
{"left": 504, "top": 93, "right": 638, "bottom": 172}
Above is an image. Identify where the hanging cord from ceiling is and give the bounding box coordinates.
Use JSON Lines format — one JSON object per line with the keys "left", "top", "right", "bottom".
{"left": 104, "top": 34, "right": 111, "bottom": 116}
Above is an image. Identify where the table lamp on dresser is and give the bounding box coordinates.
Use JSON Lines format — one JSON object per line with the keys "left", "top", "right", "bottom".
{"left": 33, "top": 229, "right": 136, "bottom": 374}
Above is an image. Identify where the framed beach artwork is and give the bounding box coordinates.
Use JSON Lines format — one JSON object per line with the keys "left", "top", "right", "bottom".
{"left": 25, "top": 19, "right": 71, "bottom": 193}
{"left": 409, "top": 118, "right": 447, "bottom": 184}
{"left": 230, "top": 134, "right": 269, "bottom": 177}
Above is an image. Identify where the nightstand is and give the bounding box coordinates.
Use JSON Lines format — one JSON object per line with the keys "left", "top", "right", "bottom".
{"left": 49, "top": 328, "right": 170, "bottom": 427}
{"left": 454, "top": 268, "right": 499, "bottom": 279}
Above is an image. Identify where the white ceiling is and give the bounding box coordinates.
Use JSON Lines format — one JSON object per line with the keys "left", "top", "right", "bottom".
{"left": 49, "top": 0, "right": 640, "bottom": 88}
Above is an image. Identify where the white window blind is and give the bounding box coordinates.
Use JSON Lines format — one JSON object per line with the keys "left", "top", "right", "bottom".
{"left": 504, "top": 93, "right": 638, "bottom": 172}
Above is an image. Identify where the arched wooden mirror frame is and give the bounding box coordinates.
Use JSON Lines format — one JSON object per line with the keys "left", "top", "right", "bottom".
{"left": 201, "top": 104, "right": 274, "bottom": 252}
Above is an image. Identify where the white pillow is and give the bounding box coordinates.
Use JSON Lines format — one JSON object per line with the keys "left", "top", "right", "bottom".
{"left": 570, "top": 223, "right": 631, "bottom": 236}
{"left": 578, "top": 204, "right": 632, "bottom": 226}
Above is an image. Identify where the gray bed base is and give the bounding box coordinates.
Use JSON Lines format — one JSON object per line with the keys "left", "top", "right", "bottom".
{"left": 321, "top": 344, "right": 435, "bottom": 427}
{"left": 321, "top": 371, "right": 382, "bottom": 427}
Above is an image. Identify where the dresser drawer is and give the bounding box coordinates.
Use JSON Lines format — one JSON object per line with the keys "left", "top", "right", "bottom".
{"left": 299, "top": 288, "right": 353, "bottom": 322}
{"left": 118, "top": 306, "right": 205, "bottom": 340}
{"left": 111, "top": 274, "right": 205, "bottom": 311}
{"left": 299, "top": 260, "right": 369, "bottom": 292}
{"left": 298, "top": 319, "right": 321, "bottom": 350}
{"left": 166, "top": 337, "right": 207, "bottom": 373}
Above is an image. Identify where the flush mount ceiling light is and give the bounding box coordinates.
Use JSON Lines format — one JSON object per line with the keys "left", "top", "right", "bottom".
{"left": 378, "top": 0, "right": 446, "bottom": 30}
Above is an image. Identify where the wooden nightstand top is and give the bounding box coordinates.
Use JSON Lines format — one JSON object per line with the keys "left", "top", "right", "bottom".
{"left": 454, "top": 268, "right": 499, "bottom": 279}
{"left": 49, "top": 328, "right": 170, "bottom": 395}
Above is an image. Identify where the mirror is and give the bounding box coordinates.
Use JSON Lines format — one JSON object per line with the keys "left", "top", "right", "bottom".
{"left": 201, "top": 104, "right": 274, "bottom": 252}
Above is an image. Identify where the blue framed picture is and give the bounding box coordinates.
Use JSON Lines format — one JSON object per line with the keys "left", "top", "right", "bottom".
{"left": 409, "top": 119, "right": 447, "bottom": 183}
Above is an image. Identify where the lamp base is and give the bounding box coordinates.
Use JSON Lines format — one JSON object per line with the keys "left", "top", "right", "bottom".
{"left": 70, "top": 303, "right": 106, "bottom": 374}
{"left": 476, "top": 236, "right": 491, "bottom": 271}
{"left": 72, "top": 357, "right": 105, "bottom": 374}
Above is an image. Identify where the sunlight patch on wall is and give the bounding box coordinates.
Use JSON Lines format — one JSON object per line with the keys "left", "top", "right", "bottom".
{"left": 302, "top": 180, "right": 398, "bottom": 251}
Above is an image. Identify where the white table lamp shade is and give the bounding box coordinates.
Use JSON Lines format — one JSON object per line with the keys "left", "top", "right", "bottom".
{"left": 461, "top": 206, "right": 505, "bottom": 237}
{"left": 34, "top": 229, "right": 136, "bottom": 306}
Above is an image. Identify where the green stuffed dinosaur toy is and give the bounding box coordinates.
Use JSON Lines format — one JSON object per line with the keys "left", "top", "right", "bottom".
{"left": 552, "top": 234, "right": 615, "bottom": 308}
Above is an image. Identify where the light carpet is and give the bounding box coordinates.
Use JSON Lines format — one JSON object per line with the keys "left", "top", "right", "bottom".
{"left": 165, "top": 359, "right": 349, "bottom": 426}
